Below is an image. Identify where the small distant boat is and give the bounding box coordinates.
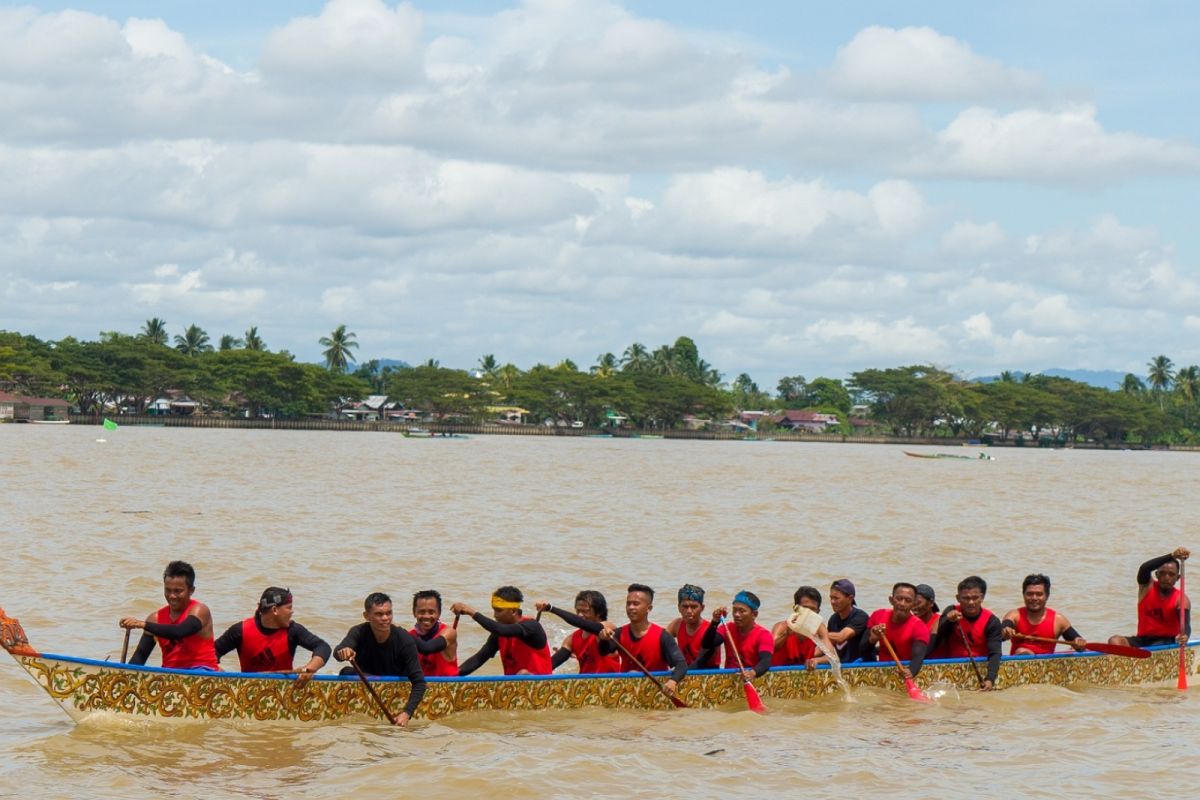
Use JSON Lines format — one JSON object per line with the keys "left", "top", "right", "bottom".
{"left": 403, "top": 428, "right": 434, "bottom": 438}
{"left": 23, "top": 419, "right": 70, "bottom": 425}
{"left": 904, "top": 451, "right": 994, "bottom": 461}
{"left": 635, "top": 434, "right": 664, "bottom": 440}
{"left": 740, "top": 436, "right": 775, "bottom": 442}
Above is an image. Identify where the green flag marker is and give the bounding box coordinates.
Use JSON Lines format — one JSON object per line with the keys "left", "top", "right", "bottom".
{"left": 103, "top": 418, "right": 118, "bottom": 431}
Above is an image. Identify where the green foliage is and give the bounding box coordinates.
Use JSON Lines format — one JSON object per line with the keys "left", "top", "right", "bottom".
{"left": 385, "top": 365, "right": 487, "bottom": 420}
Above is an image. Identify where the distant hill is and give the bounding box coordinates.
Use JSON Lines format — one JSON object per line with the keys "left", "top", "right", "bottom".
{"left": 376, "top": 358, "right": 411, "bottom": 370}
{"left": 975, "top": 368, "right": 1127, "bottom": 390}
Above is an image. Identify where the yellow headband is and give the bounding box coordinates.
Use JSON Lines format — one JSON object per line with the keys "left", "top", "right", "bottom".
{"left": 491, "top": 596, "right": 521, "bottom": 610}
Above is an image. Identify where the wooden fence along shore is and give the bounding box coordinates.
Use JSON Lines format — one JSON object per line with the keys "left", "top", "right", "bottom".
{"left": 59, "top": 414, "right": 1185, "bottom": 450}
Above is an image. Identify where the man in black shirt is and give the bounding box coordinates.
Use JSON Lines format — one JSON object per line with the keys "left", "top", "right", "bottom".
{"left": 820, "top": 578, "right": 869, "bottom": 664}
{"left": 334, "top": 592, "right": 426, "bottom": 726}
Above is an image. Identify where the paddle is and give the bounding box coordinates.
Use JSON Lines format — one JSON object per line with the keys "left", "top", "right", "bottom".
{"left": 877, "top": 633, "right": 931, "bottom": 703}
{"left": 719, "top": 615, "right": 767, "bottom": 714}
{"left": 1179, "top": 559, "right": 1189, "bottom": 691}
{"left": 120, "top": 629, "right": 131, "bottom": 664}
{"left": 453, "top": 612, "right": 461, "bottom": 630}
{"left": 957, "top": 624, "right": 986, "bottom": 688}
{"left": 607, "top": 632, "right": 688, "bottom": 708}
{"left": 1012, "top": 634, "right": 1150, "bottom": 659}
{"left": 348, "top": 656, "right": 399, "bottom": 725}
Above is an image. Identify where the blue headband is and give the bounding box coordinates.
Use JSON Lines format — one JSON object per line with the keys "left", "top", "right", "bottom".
{"left": 733, "top": 590, "right": 759, "bottom": 611}
{"left": 678, "top": 584, "right": 705, "bottom": 603}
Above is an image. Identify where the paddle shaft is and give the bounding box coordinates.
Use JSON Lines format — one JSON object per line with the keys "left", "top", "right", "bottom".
{"left": 608, "top": 635, "right": 688, "bottom": 708}
{"left": 453, "top": 613, "right": 461, "bottom": 630}
{"left": 349, "top": 657, "right": 399, "bottom": 725}
{"left": 1012, "top": 634, "right": 1149, "bottom": 659}
{"left": 720, "top": 615, "right": 767, "bottom": 713}
{"left": 878, "top": 633, "right": 929, "bottom": 701}
{"left": 1179, "top": 560, "right": 1189, "bottom": 690}
{"left": 957, "top": 623, "right": 987, "bottom": 687}
{"left": 120, "top": 628, "right": 131, "bottom": 664}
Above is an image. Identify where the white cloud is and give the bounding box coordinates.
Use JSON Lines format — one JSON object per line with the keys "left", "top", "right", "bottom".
{"left": 699, "top": 309, "right": 767, "bottom": 336}
{"left": 830, "top": 25, "right": 1040, "bottom": 101}
{"left": 941, "top": 221, "right": 1007, "bottom": 254}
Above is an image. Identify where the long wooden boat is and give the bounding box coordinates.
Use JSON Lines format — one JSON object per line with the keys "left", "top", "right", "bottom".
{"left": 2, "top": 607, "right": 1193, "bottom": 724}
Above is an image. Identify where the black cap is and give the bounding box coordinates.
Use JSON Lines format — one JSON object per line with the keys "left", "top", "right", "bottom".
{"left": 258, "top": 586, "right": 292, "bottom": 610}
{"left": 915, "top": 583, "right": 939, "bottom": 613}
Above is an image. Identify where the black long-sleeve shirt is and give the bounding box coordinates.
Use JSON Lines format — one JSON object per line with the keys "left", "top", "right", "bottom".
{"left": 334, "top": 623, "right": 426, "bottom": 718}
{"left": 129, "top": 615, "right": 204, "bottom": 666}
{"left": 929, "top": 612, "right": 1003, "bottom": 684}
{"left": 860, "top": 633, "right": 929, "bottom": 677}
{"left": 213, "top": 617, "right": 332, "bottom": 666}
{"left": 543, "top": 605, "right": 688, "bottom": 683}
{"left": 699, "top": 620, "right": 774, "bottom": 678}
{"left": 457, "top": 613, "right": 548, "bottom": 676}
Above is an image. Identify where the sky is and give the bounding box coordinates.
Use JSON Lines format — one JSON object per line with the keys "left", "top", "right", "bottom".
{"left": 2, "top": 0, "right": 1199, "bottom": 386}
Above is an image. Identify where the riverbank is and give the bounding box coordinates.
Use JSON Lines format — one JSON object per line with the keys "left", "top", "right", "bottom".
{"left": 56, "top": 413, "right": 1197, "bottom": 450}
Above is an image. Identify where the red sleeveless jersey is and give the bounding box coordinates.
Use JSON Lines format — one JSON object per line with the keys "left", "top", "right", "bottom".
{"left": 570, "top": 629, "right": 621, "bottom": 674}
{"left": 155, "top": 600, "right": 218, "bottom": 670}
{"left": 617, "top": 623, "right": 669, "bottom": 671}
{"left": 1138, "top": 586, "right": 1184, "bottom": 638}
{"left": 676, "top": 619, "right": 720, "bottom": 668}
{"left": 945, "top": 606, "right": 995, "bottom": 659}
{"left": 1012, "top": 607, "right": 1058, "bottom": 655}
{"left": 237, "top": 618, "right": 291, "bottom": 672}
{"left": 409, "top": 621, "right": 459, "bottom": 677}
{"left": 772, "top": 632, "right": 815, "bottom": 666}
{"left": 497, "top": 617, "right": 553, "bottom": 675}
{"left": 719, "top": 623, "right": 774, "bottom": 669}
{"left": 867, "top": 609, "right": 930, "bottom": 661}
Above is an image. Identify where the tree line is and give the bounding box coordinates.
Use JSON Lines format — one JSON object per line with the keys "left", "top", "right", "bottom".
{"left": 1, "top": 321, "right": 1197, "bottom": 444}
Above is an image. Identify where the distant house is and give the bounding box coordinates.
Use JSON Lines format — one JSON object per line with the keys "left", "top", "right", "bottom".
{"left": 146, "top": 394, "right": 198, "bottom": 416}
{"left": 340, "top": 395, "right": 407, "bottom": 422}
{"left": 0, "top": 393, "right": 71, "bottom": 422}
{"left": 489, "top": 406, "right": 530, "bottom": 424}
{"left": 768, "top": 410, "right": 839, "bottom": 432}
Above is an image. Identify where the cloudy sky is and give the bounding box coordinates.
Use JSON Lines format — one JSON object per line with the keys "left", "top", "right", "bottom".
{"left": 3, "top": 1, "right": 1198, "bottom": 385}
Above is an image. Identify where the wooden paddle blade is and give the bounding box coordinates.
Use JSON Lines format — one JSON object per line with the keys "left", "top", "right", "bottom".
{"left": 742, "top": 679, "right": 767, "bottom": 714}
{"left": 904, "top": 677, "right": 933, "bottom": 704}
{"left": 1083, "top": 642, "right": 1151, "bottom": 659}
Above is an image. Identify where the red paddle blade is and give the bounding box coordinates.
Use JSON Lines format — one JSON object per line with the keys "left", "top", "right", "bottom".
{"left": 904, "top": 678, "right": 933, "bottom": 704}
{"left": 1085, "top": 642, "right": 1151, "bottom": 659}
{"left": 1178, "top": 667, "right": 1188, "bottom": 691}
{"left": 670, "top": 695, "right": 689, "bottom": 709}
{"left": 742, "top": 679, "right": 767, "bottom": 714}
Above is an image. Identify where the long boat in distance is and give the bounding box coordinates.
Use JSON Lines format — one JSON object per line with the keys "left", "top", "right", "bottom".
{"left": 3, "top": 606, "right": 1194, "bottom": 724}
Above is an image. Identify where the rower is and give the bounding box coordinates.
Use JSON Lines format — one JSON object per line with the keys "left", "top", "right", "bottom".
{"left": 119, "top": 560, "right": 219, "bottom": 670}
{"left": 700, "top": 590, "right": 774, "bottom": 680}
{"left": 1001, "top": 574, "right": 1086, "bottom": 654}
{"left": 453, "top": 586, "right": 553, "bottom": 676}
{"left": 544, "top": 584, "right": 688, "bottom": 696}
{"left": 666, "top": 584, "right": 719, "bottom": 669}
{"left": 817, "top": 578, "right": 869, "bottom": 665}
{"left": 409, "top": 589, "right": 458, "bottom": 677}
{"left": 333, "top": 591, "right": 426, "bottom": 726}
{"left": 863, "top": 582, "right": 930, "bottom": 680}
{"left": 771, "top": 586, "right": 834, "bottom": 668}
{"left": 535, "top": 590, "right": 621, "bottom": 673}
{"left": 914, "top": 583, "right": 944, "bottom": 656}
{"left": 928, "top": 575, "right": 1003, "bottom": 690}
{"left": 213, "top": 586, "right": 331, "bottom": 681}
{"left": 1109, "top": 547, "right": 1191, "bottom": 648}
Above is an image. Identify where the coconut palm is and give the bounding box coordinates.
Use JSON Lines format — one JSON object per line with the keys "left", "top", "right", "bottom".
{"left": 1147, "top": 355, "right": 1175, "bottom": 410}
{"left": 174, "top": 324, "right": 213, "bottom": 356}
{"left": 621, "top": 342, "right": 650, "bottom": 372}
{"left": 219, "top": 334, "right": 244, "bottom": 351}
{"left": 649, "top": 345, "right": 677, "bottom": 376}
{"left": 478, "top": 354, "right": 499, "bottom": 380}
{"left": 1121, "top": 373, "right": 1146, "bottom": 395}
{"left": 244, "top": 326, "right": 266, "bottom": 351}
{"left": 141, "top": 317, "right": 169, "bottom": 345}
{"left": 591, "top": 352, "right": 618, "bottom": 377}
{"left": 1175, "top": 365, "right": 1200, "bottom": 404}
{"left": 319, "top": 325, "right": 359, "bottom": 372}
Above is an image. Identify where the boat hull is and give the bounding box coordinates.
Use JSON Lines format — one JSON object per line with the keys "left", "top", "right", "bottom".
{"left": 7, "top": 644, "right": 1195, "bottom": 724}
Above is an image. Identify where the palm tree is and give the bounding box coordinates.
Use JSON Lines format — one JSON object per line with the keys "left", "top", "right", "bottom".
{"left": 423, "top": 358, "right": 440, "bottom": 368}
{"left": 999, "top": 370, "right": 1015, "bottom": 383}
{"left": 1147, "top": 355, "right": 1175, "bottom": 410}
{"left": 650, "top": 345, "right": 677, "bottom": 376}
{"left": 1175, "top": 365, "right": 1200, "bottom": 404}
{"left": 244, "top": 326, "right": 266, "bottom": 351}
{"left": 174, "top": 324, "right": 213, "bottom": 356}
{"left": 621, "top": 342, "right": 650, "bottom": 372}
{"left": 219, "top": 334, "right": 244, "bottom": 351}
{"left": 319, "top": 325, "right": 359, "bottom": 372}
{"left": 478, "top": 354, "right": 499, "bottom": 380}
{"left": 141, "top": 317, "right": 169, "bottom": 345}
{"left": 556, "top": 358, "right": 579, "bottom": 372}
{"left": 1121, "top": 373, "right": 1146, "bottom": 395}
{"left": 591, "top": 352, "right": 618, "bottom": 377}
{"left": 496, "top": 363, "right": 521, "bottom": 399}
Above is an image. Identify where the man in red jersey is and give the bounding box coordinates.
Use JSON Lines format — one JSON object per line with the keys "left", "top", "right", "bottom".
{"left": 214, "top": 586, "right": 330, "bottom": 680}
{"left": 1001, "top": 575, "right": 1086, "bottom": 655}
{"left": 535, "top": 590, "right": 621, "bottom": 673}
{"left": 667, "top": 584, "right": 719, "bottom": 669}
{"left": 771, "top": 586, "right": 835, "bottom": 669}
{"left": 552, "top": 584, "right": 688, "bottom": 694}
{"left": 120, "top": 560, "right": 219, "bottom": 670}
{"left": 1109, "top": 547, "right": 1191, "bottom": 648}
{"left": 927, "top": 575, "right": 1003, "bottom": 690}
{"left": 409, "top": 589, "right": 458, "bottom": 677}
{"left": 699, "top": 591, "right": 775, "bottom": 680}
{"left": 864, "top": 583, "right": 930, "bottom": 679}
{"left": 453, "top": 586, "right": 553, "bottom": 676}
